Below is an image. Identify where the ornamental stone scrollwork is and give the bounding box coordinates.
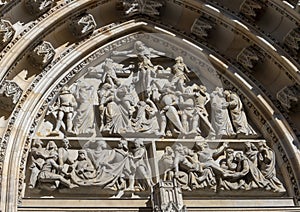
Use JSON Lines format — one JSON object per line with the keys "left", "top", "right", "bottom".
{"left": 69, "top": 14, "right": 97, "bottom": 38}
{"left": 239, "top": 0, "right": 266, "bottom": 20}
{"left": 116, "top": 0, "right": 164, "bottom": 17}
{"left": 284, "top": 28, "right": 300, "bottom": 54}
{"left": 191, "top": 17, "right": 214, "bottom": 39}
{"left": 277, "top": 84, "right": 300, "bottom": 112}
{"left": 0, "top": 80, "right": 22, "bottom": 111}
{"left": 29, "top": 41, "right": 55, "bottom": 68}
{"left": 0, "top": 19, "right": 15, "bottom": 49}
{"left": 236, "top": 46, "right": 262, "bottom": 70}
{"left": 24, "top": 0, "right": 54, "bottom": 15}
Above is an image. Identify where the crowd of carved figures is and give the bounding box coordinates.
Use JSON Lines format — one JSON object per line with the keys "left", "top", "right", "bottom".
{"left": 159, "top": 141, "right": 286, "bottom": 193}
{"left": 48, "top": 40, "right": 257, "bottom": 139}
{"left": 28, "top": 138, "right": 286, "bottom": 195}
{"left": 29, "top": 138, "right": 153, "bottom": 195}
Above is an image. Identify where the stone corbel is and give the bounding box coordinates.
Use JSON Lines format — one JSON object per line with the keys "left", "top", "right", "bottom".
{"left": 24, "top": 0, "right": 54, "bottom": 15}
{"left": 239, "top": 0, "right": 266, "bottom": 20}
{"left": 29, "top": 41, "right": 55, "bottom": 68}
{"left": 0, "top": 80, "right": 22, "bottom": 111}
{"left": 0, "top": 19, "right": 15, "bottom": 49}
{"left": 69, "top": 13, "right": 97, "bottom": 38}
{"left": 276, "top": 84, "right": 300, "bottom": 112}
{"left": 191, "top": 17, "right": 214, "bottom": 39}
{"left": 116, "top": 0, "right": 164, "bottom": 17}
{"left": 284, "top": 28, "right": 300, "bottom": 53}
{"left": 236, "top": 45, "right": 262, "bottom": 70}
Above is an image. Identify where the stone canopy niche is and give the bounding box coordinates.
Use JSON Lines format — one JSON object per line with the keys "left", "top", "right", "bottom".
{"left": 24, "top": 33, "right": 287, "bottom": 209}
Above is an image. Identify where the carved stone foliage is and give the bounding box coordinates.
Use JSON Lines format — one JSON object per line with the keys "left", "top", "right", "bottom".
{"left": 0, "top": 19, "right": 15, "bottom": 49}
{"left": 116, "top": 0, "right": 164, "bottom": 17}
{"left": 25, "top": 0, "right": 54, "bottom": 15}
{"left": 69, "top": 14, "right": 97, "bottom": 38}
{"left": 237, "top": 46, "right": 262, "bottom": 70}
{"left": 277, "top": 84, "right": 300, "bottom": 112}
{"left": 158, "top": 141, "right": 286, "bottom": 194}
{"left": 191, "top": 17, "right": 214, "bottom": 39}
{"left": 0, "top": 80, "right": 22, "bottom": 111}
{"left": 29, "top": 41, "right": 55, "bottom": 68}
{"left": 239, "top": 0, "right": 266, "bottom": 20}
{"left": 284, "top": 28, "right": 300, "bottom": 53}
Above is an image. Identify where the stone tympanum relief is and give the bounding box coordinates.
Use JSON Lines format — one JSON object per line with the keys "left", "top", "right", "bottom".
{"left": 158, "top": 141, "right": 285, "bottom": 194}
{"left": 26, "top": 40, "right": 285, "bottom": 199}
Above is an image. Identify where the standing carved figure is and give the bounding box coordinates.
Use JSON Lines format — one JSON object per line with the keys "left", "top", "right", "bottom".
{"left": 131, "top": 139, "right": 153, "bottom": 190}
{"left": 29, "top": 139, "right": 47, "bottom": 188}
{"left": 53, "top": 86, "right": 77, "bottom": 134}
{"left": 223, "top": 90, "right": 257, "bottom": 137}
{"left": 210, "top": 87, "right": 235, "bottom": 139}
{"left": 58, "top": 138, "right": 73, "bottom": 166}
{"left": 73, "top": 81, "right": 96, "bottom": 135}
{"left": 257, "top": 141, "right": 286, "bottom": 192}
{"left": 171, "top": 56, "right": 190, "bottom": 92}
{"left": 193, "top": 85, "right": 215, "bottom": 137}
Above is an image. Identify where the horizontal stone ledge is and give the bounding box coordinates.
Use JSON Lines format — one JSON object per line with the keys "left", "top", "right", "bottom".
{"left": 32, "top": 137, "right": 266, "bottom": 143}
{"left": 20, "top": 198, "right": 295, "bottom": 209}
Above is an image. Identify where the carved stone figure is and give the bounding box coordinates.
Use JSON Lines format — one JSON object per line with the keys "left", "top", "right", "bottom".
{"left": 0, "top": 80, "right": 22, "bottom": 111}
{"left": 38, "top": 152, "right": 78, "bottom": 190}
{"left": 69, "top": 13, "right": 96, "bottom": 37}
{"left": 170, "top": 56, "right": 190, "bottom": 92}
{"left": 29, "top": 139, "right": 47, "bottom": 188}
{"left": 221, "top": 152, "right": 270, "bottom": 191}
{"left": 223, "top": 90, "right": 257, "bottom": 137}
{"left": 70, "top": 150, "right": 96, "bottom": 183}
{"left": 192, "top": 85, "right": 215, "bottom": 137}
{"left": 73, "top": 81, "right": 96, "bottom": 135}
{"left": 0, "top": 19, "right": 15, "bottom": 48}
{"left": 210, "top": 87, "right": 235, "bottom": 139}
{"left": 276, "top": 84, "right": 300, "bottom": 112}
{"left": 159, "top": 146, "right": 175, "bottom": 181}
{"left": 244, "top": 141, "right": 258, "bottom": 167}
{"left": 58, "top": 138, "right": 73, "bottom": 166}
{"left": 131, "top": 139, "right": 153, "bottom": 191}
{"left": 98, "top": 83, "right": 115, "bottom": 131}
{"left": 257, "top": 141, "right": 286, "bottom": 192}
{"left": 194, "top": 141, "right": 227, "bottom": 177}
{"left": 83, "top": 139, "right": 114, "bottom": 170}
{"left": 52, "top": 86, "right": 77, "bottom": 134}
{"left": 25, "top": 0, "right": 54, "bottom": 15}
{"left": 102, "top": 85, "right": 135, "bottom": 134}
{"left": 157, "top": 82, "right": 186, "bottom": 136}
{"left": 29, "top": 41, "right": 55, "bottom": 68}
{"left": 116, "top": 0, "right": 164, "bottom": 17}
{"left": 132, "top": 99, "right": 159, "bottom": 133}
